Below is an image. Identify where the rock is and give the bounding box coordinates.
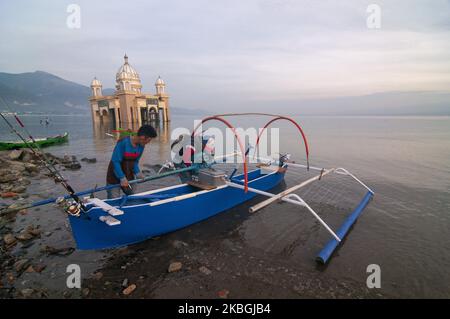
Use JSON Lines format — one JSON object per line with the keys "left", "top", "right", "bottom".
{"left": 14, "top": 259, "right": 30, "bottom": 272}
{"left": 20, "top": 241, "right": 34, "bottom": 249}
{"left": 26, "top": 226, "right": 41, "bottom": 237}
{"left": 16, "top": 232, "right": 33, "bottom": 241}
{"left": 21, "top": 151, "right": 33, "bottom": 163}
{"left": 168, "top": 261, "right": 182, "bottom": 273}
{"left": 17, "top": 178, "right": 31, "bottom": 185}
{"left": 25, "top": 265, "right": 36, "bottom": 273}
{"left": 199, "top": 266, "right": 212, "bottom": 275}
{"left": 218, "top": 289, "right": 230, "bottom": 299}
{"left": 9, "top": 149, "right": 24, "bottom": 161}
{"left": 11, "top": 186, "right": 27, "bottom": 193}
{"left": 62, "top": 155, "right": 72, "bottom": 164}
{"left": 3, "top": 233, "right": 17, "bottom": 246}
{"left": 6, "top": 272, "right": 15, "bottom": 284}
{"left": 82, "top": 288, "right": 90, "bottom": 297}
{"left": 5, "top": 203, "right": 23, "bottom": 213}
{"left": 122, "top": 284, "right": 136, "bottom": 295}
{"left": 122, "top": 278, "right": 129, "bottom": 287}
{"left": 34, "top": 264, "right": 46, "bottom": 273}
{"left": 172, "top": 240, "right": 188, "bottom": 249}
{"left": 0, "top": 172, "right": 19, "bottom": 183}
{"left": 1, "top": 192, "right": 19, "bottom": 198}
{"left": 20, "top": 288, "right": 35, "bottom": 298}
{"left": 93, "top": 272, "right": 103, "bottom": 280}
{"left": 41, "top": 245, "right": 74, "bottom": 256}
{"left": 81, "top": 157, "right": 97, "bottom": 163}
{"left": 8, "top": 159, "right": 27, "bottom": 169}
{"left": 23, "top": 163, "right": 39, "bottom": 173}
{"left": 64, "top": 162, "right": 81, "bottom": 170}
{"left": 44, "top": 231, "right": 52, "bottom": 237}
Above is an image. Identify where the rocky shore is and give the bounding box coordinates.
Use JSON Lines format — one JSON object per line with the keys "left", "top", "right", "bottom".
{"left": 0, "top": 149, "right": 95, "bottom": 298}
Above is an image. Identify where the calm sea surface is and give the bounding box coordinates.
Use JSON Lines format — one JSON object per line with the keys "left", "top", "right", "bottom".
{"left": 1, "top": 114, "right": 449, "bottom": 297}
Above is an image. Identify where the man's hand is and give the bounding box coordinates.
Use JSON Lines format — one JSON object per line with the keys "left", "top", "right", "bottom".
{"left": 120, "top": 178, "right": 129, "bottom": 188}
{"left": 136, "top": 172, "right": 145, "bottom": 180}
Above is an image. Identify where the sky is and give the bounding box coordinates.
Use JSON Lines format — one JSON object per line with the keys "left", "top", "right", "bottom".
{"left": 0, "top": 0, "right": 449, "bottom": 111}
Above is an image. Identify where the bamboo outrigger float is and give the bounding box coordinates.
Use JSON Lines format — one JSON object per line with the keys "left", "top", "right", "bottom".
{"left": 0, "top": 108, "right": 374, "bottom": 264}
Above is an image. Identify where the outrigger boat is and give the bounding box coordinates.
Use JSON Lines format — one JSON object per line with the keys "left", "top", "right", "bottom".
{"left": 0, "top": 132, "right": 68, "bottom": 151}
{"left": 0, "top": 111, "right": 374, "bottom": 264}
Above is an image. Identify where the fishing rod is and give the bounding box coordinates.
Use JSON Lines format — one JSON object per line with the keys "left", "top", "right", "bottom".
{"left": 0, "top": 96, "right": 87, "bottom": 215}
{"left": 0, "top": 164, "right": 199, "bottom": 215}
{"left": 0, "top": 150, "right": 242, "bottom": 215}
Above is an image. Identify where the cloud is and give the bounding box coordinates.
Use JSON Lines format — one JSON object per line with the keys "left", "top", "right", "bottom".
{"left": 0, "top": 0, "right": 449, "bottom": 111}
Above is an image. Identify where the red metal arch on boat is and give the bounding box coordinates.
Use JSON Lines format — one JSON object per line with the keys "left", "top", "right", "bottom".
{"left": 255, "top": 116, "right": 310, "bottom": 169}
{"left": 192, "top": 116, "right": 249, "bottom": 192}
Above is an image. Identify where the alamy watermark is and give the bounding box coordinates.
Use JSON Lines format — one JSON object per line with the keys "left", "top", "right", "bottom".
{"left": 366, "top": 4, "right": 381, "bottom": 29}
{"left": 366, "top": 264, "right": 381, "bottom": 288}
{"left": 170, "top": 120, "right": 281, "bottom": 165}
{"left": 66, "top": 4, "right": 81, "bottom": 29}
{"left": 66, "top": 264, "right": 81, "bottom": 288}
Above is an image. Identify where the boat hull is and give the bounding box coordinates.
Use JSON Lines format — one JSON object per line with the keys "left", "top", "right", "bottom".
{"left": 0, "top": 132, "right": 69, "bottom": 151}
{"left": 69, "top": 168, "right": 285, "bottom": 250}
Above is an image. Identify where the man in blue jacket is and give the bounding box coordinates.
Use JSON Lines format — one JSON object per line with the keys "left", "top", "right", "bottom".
{"left": 106, "top": 125, "right": 157, "bottom": 199}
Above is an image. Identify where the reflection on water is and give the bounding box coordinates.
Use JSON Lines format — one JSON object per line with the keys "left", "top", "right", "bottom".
{"left": 1, "top": 114, "right": 450, "bottom": 297}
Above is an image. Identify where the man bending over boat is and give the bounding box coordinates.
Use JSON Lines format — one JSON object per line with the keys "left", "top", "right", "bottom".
{"left": 106, "top": 125, "right": 157, "bottom": 199}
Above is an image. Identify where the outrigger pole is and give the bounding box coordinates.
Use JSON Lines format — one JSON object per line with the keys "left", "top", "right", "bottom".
{"left": 239, "top": 155, "right": 374, "bottom": 264}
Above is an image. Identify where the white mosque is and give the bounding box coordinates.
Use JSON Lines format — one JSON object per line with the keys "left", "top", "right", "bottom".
{"left": 89, "top": 54, "right": 170, "bottom": 127}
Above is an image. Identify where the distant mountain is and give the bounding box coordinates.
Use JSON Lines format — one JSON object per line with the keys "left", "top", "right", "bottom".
{"left": 252, "top": 91, "right": 450, "bottom": 116}
{"left": 0, "top": 70, "right": 447, "bottom": 116}
{"left": 0, "top": 71, "right": 94, "bottom": 114}
{"left": 0, "top": 71, "right": 206, "bottom": 116}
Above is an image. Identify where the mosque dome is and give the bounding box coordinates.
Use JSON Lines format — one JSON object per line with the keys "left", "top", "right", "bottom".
{"left": 91, "top": 77, "right": 102, "bottom": 86}
{"left": 116, "top": 54, "right": 140, "bottom": 82}
{"left": 155, "top": 76, "right": 165, "bottom": 86}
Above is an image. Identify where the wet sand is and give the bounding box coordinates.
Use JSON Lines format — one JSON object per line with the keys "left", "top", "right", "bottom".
{"left": 81, "top": 198, "right": 386, "bottom": 299}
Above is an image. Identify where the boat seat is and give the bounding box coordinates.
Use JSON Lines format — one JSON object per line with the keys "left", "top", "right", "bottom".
{"left": 87, "top": 198, "right": 124, "bottom": 216}
{"left": 99, "top": 215, "right": 121, "bottom": 226}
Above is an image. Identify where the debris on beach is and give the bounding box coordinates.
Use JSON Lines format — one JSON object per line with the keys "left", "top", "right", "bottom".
{"left": 122, "top": 284, "right": 137, "bottom": 296}
{"left": 217, "top": 289, "right": 230, "bottom": 299}
{"left": 168, "top": 261, "right": 183, "bottom": 273}
{"left": 199, "top": 266, "right": 212, "bottom": 275}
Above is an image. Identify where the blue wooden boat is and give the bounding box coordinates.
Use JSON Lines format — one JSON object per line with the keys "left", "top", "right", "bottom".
{"left": 68, "top": 167, "right": 286, "bottom": 250}
{"left": 12, "top": 112, "right": 373, "bottom": 264}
